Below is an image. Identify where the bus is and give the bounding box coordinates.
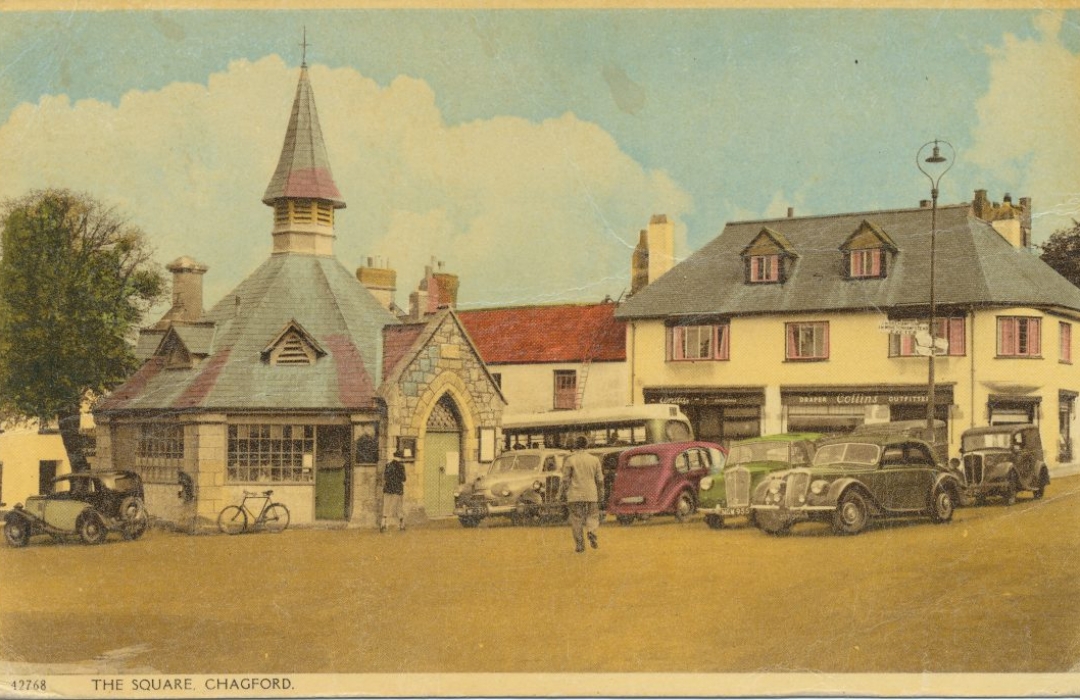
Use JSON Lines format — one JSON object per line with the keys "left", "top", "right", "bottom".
{"left": 501, "top": 403, "right": 694, "bottom": 452}
{"left": 500, "top": 404, "right": 694, "bottom": 508}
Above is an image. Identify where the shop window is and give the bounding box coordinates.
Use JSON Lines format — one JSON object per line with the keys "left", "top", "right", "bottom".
{"left": 669, "top": 324, "right": 730, "bottom": 361}
{"left": 1061, "top": 322, "right": 1072, "bottom": 364}
{"left": 748, "top": 255, "right": 780, "bottom": 283}
{"left": 997, "top": 317, "right": 1041, "bottom": 358}
{"left": 553, "top": 370, "right": 577, "bottom": 410}
{"left": 786, "top": 322, "right": 829, "bottom": 361}
{"left": 889, "top": 318, "right": 966, "bottom": 357}
{"left": 227, "top": 423, "right": 315, "bottom": 483}
{"left": 848, "top": 249, "right": 884, "bottom": 279}
{"left": 136, "top": 423, "right": 184, "bottom": 484}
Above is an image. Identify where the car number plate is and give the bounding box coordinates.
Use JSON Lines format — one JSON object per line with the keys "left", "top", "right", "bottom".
{"left": 467, "top": 506, "right": 487, "bottom": 517}
{"left": 721, "top": 506, "right": 751, "bottom": 517}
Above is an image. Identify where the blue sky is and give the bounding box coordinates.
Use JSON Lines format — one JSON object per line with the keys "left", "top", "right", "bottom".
{"left": 2, "top": 9, "right": 1077, "bottom": 309}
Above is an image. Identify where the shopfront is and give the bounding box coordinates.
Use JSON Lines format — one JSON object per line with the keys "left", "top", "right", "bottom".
{"left": 780, "top": 384, "right": 954, "bottom": 435}
{"left": 643, "top": 386, "right": 764, "bottom": 448}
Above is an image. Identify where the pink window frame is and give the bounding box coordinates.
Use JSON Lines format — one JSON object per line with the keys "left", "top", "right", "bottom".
{"left": 997, "top": 317, "right": 1042, "bottom": 357}
{"left": 785, "top": 322, "right": 829, "bottom": 361}
{"left": 669, "top": 324, "right": 731, "bottom": 361}
{"left": 749, "top": 255, "right": 780, "bottom": 283}
{"left": 849, "top": 249, "right": 883, "bottom": 278}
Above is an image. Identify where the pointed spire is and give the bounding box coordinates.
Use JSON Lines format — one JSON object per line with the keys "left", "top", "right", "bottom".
{"left": 262, "top": 61, "right": 345, "bottom": 209}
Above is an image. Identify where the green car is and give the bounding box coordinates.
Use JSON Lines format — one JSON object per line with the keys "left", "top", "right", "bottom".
{"left": 698, "top": 433, "right": 822, "bottom": 529}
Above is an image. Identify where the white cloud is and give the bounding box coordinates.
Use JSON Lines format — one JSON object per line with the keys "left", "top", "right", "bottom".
{"left": 0, "top": 55, "right": 693, "bottom": 312}
{"left": 969, "top": 11, "right": 1080, "bottom": 240}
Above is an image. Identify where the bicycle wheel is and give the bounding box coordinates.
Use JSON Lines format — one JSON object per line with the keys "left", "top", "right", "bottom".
{"left": 261, "top": 503, "right": 290, "bottom": 533}
{"left": 217, "top": 505, "right": 247, "bottom": 535}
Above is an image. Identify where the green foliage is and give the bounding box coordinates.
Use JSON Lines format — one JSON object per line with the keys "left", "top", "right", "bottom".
{"left": 1039, "top": 220, "right": 1080, "bottom": 289}
{"left": 0, "top": 189, "right": 165, "bottom": 423}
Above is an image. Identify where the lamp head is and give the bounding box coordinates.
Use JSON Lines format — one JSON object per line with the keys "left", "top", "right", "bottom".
{"left": 925, "top": 142, "right": 947, "bottom": 164}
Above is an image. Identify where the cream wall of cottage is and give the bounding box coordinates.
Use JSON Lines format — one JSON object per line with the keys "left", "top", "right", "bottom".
{"left": 627, "top": 306, "right": 1080, "bottom": 466}
{"left": 493, "top": 361, "right": 626, "bottom": 414}
{"left": 0, "top": 427, "right": 71, "bottom": 508}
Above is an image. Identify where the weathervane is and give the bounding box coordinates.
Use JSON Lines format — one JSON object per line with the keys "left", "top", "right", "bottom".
{"left": 300, "top": 26, "right": 310, "bottom": 67}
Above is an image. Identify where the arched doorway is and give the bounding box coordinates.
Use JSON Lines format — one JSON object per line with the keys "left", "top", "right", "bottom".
{"left": 423, "top": 394, "right": 463, "bottom": 517}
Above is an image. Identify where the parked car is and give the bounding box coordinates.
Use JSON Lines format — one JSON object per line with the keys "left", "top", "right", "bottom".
{"left": 698, "top": 433, "right": 821, "bottom": 529}
{"left": 750, "top": 435, "right": 963, "bottom": 536}
{"left": 453, "top": 448, "right": 569, "bottom": 527}
{"left": 958, "top": 424, "right": 1049, "bottom": 505}
{"left": 850, "top": 419, "right": 948, "bottom": 464}
{"left": 3, "top": 470, "right": 149, "bottom": 547}
{"left": 607, "top": 441, "right": 725, "bottom": 525}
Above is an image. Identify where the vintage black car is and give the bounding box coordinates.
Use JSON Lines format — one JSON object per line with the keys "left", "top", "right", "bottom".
{"left": 751, "top": 435, "right": 963, "bottom": 535}
{"left": 958, "top": 424, "right": 1049, "bottom": 505}
{"left": 3, "top": 470, "right": 149, "bottom": 547}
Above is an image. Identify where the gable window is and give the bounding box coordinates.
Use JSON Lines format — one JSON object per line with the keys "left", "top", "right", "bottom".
{"left": 997, "top": 317, "right": 1041, "bottom": 358}
{"left": 889, "top": 318, "right": 966, "bottom": 357}
{"left": 749, "top": 255, "right": 780, "bottom": 283}
{"left": 669, "top": 324, "right": 730, "bottom": 361}
{"left": 786, "top": 322, "right": 829, "bottom": 361}
{"left": 553, "top": 370, "right": 577, "bottom": 410}
{"left": 1061, "top": 322, "right": 1072, "bottom": 364}
{"left": 849, "top": 249, "right": 884, "bottom": 278}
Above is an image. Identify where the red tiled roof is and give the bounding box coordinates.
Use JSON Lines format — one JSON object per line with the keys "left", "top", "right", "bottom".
{"left": 457, "top": 303, "right": 626, "bottom": 365}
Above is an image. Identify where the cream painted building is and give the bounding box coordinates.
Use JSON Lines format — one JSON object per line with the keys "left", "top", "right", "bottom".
{"left": 617, "top": 193, "right": 1080, "bottom": 469}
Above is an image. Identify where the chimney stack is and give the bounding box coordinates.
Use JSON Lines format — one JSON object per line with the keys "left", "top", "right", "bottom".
{"left": 630, "top": 229, "right": 649, "bottom": 296}
{"left": 787, "top": 207, "right": 794, "bottom": 218}
{"left": 356, "top": 256, "right": 397, "bottom": 311}
{"left": 920, "top": 200, "right": 931, "bottom": 208}
{"left": 158, "top": 256, "right": 208, "bottom": 327}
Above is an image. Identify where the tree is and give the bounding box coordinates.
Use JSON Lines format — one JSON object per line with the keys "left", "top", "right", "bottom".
{"left": 0, "top": 189, "right": 165, "bottom": 471}
{"left": 1039, "top": 219, "right": 1080, "bottom": 289}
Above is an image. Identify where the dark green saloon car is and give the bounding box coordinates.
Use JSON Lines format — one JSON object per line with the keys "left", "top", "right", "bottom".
{"left": 698, "top": 433, "right": 821, "bottom": 529}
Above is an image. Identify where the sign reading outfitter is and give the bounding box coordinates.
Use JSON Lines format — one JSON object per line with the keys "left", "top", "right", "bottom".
{"left": 780, "top": 384, "right": 955, "bottom": 406}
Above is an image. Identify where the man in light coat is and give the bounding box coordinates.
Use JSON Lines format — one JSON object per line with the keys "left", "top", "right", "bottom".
{"left": 560, "top": 436, "right": 604, "bottom": 553}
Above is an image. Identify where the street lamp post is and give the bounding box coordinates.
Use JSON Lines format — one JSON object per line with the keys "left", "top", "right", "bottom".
{"left": 916, "top": 139, "right": 955, "bottom": 435}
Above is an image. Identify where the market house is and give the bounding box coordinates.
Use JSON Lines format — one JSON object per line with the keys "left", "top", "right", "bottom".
{"left": 93, "top": 59, "right": 504, "bottom": 531}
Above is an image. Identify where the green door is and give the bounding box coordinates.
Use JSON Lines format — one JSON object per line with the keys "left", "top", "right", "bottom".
{"left": 315, "top": 426, "right": 350, "bottom": 520}
{"left": 423, "top": 432, "right": 459, "bottom": 517}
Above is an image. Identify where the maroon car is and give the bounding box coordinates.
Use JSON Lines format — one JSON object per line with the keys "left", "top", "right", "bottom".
{"left": 607, "top": 441, "right": 726, "bottom": 525}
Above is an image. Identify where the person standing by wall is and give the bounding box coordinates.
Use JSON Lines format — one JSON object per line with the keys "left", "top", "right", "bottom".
{"left": 380, "top": 451, "right": 407, "bottom": 533}
{"left": 560, "top": 436, "right": 604, "bottom": 553}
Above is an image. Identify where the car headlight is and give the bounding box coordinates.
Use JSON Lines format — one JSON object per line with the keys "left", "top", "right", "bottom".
{"left": 700, "top": 476, "right": 713, "bottom": 491}
{"left": 500, "top": 488, "right": 512, "bottom": 497}
{"left": 810, "top": 480, "right": 828, "bottom": 496}
{"left": 768, "top": 481, "right": 781, "bottom": 494}
{"left": 533, "top": 480, "right": 543, "bottom": 491}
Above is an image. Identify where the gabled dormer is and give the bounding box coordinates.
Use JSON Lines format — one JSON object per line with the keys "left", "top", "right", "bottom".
{"left": 261, "top": 320, "right": 326, "bottom": 366}
{"left": 740, "top": 227, "right": 798, "bottom": 284}
{"left": 154, "top": 323, "right": 216, "bottom": 370}
{"left": 839, "top": 220, "right": 898, "bottom": 280}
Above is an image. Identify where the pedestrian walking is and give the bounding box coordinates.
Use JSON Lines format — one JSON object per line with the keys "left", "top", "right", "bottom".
{"left": 380, "top": 451, "right": 407, "bottom": 533}
{"left": 560, "top": 436, "right": 604, "bottom": 552}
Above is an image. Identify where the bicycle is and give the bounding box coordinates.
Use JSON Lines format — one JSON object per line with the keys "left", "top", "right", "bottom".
{"left": 217, "top": 490, "right": 290, "bottom": 535}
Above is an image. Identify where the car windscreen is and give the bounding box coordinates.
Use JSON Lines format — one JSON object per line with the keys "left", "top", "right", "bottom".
{"left": 813, "top": 442, "right": 881, "bottom": 467}
{"left": 962, "top": 432, "right": 1012, "bottom": 451}
{"left": 489, "top": 454, "right": 542, "bottom": 473}
{"left": 728, "top": 442, "right": 790, "bottom": 465}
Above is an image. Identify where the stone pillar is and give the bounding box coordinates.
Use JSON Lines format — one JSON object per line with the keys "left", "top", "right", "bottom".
{"left": 192, "top": 414, "right": 228, "bottom": 532}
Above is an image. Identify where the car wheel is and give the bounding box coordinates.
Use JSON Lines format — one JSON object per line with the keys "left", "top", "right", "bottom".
{"left": 458, "top": 516, "right": 481, "bottom": 528}
{"left": 928, "top": 483, "right": 955, "bottom": 523}
{"left": 754, "top": 509, "right": 790, "bottom": 536}
{"left": 4, "top": 518, "right": 30, "bottom": 548}
{"left": 120, "top": 497, "right": 149, "bottom": 541}
{"left": 615, "top": 515, "right": 635, "bottom": 526}
{"left": 1032, "top": 469, "right": 1049, "bottom": 500}
{"left": 1002, "top": 472, "right": 1018, "bottom": 507}
{"left": 832, "top": 490, "right": 869, "bottom": 535}
{"left": 78, "top": 512, "right": 108, "bottom": 545}
{"left": 703, "top": 514, "right": 724, "bottom": 530}
{"left": 673, "top": 491, "right": 695, "bottom": 522}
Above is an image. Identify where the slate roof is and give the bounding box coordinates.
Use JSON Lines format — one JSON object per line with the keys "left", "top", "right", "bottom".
{"left": 457, "top": 303, "right": 626, "bottom": 365}
{"left": 99, "top": 255, "right": 398, "bottom": 413}
{"left": 261, "top": 65, "right": 345, "bottom": 208}
{"left": 617, "top": 204, "right": 1080, "bottom": 320}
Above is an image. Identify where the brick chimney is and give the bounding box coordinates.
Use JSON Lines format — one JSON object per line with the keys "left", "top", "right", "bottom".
{"left": 971, "top": 189, "right": 1032, "bottom": 248}
{"left": 356, "top": 256, "right": 397, "bottom": 311}
{"left": 156, "top": 256, "right": 208, "bottom": 328}
{"left": 630, "top": 229, "right": 649, "bottom": 296}
{"left": 646, "top": 214, "right": 675, "bottom": 285}
{"left": 409, "top": 259, "right": 458, "bottom": 320}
